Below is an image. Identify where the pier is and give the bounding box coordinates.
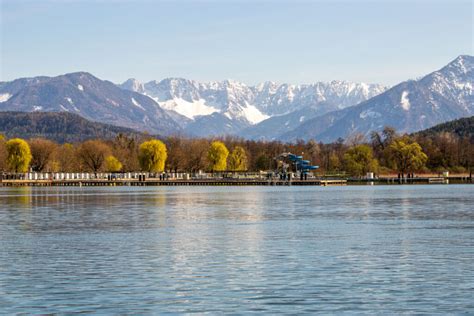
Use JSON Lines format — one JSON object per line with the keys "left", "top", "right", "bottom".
{"left": 0, "top": 178, "right": 347, "bottom": 187}
{"left": 1, "top": 171, "right": 471, "bottom": 187}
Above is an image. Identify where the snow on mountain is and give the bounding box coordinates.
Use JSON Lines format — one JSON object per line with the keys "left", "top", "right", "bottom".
{"left": 0, "top": 72, "right": 182, "bottom": 136}
{"left": 237, "top": 81, "right": 386, "bottom": 140}
{"left": 420, "top": 54, "right": 473, "bottom": 112}
{"left": 251, "top": 80, "right": 386, "bottom": 116}
{"left": 159, "top": 98, "right": 219, "bottom": 119}
{"left": 0, "top": 93, "right": 12, "bottom": 103}
{"left": 282, "top": 55, "right": 474, "bottom": 142}
{"left": 131, "top": 97, "right": 145, "bottom": 110}
{"left": 120, "top": 78, "right": 145, "bottom": 94}
{"left": 238, "top": 103, "right": 269, "bottom": 124}
{"left": 3, "top": 55, "right": 469, "bottom": 141}
{"left": 400, "top": 91, "right": 410, "bottom": 111}
{"left": 119, "top": 77, "right": 387, "bottom": 137}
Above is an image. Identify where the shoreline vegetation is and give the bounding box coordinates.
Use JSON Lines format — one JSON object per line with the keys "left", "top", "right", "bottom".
{"left": 0, "top": 126, "right": 473, "bottom": 187}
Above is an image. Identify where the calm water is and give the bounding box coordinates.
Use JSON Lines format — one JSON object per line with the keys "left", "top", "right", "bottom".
{"left": 0, "top": 185, "right": 473, "bottom": 314}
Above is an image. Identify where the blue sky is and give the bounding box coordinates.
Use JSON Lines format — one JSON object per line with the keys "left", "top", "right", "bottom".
{"left": 1, "top": 0, "right": 472, "bottom": 85}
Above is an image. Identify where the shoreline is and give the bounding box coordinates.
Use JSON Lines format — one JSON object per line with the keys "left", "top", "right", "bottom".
{"left": 0, "top": 177, "right": 472, "bottom": 187}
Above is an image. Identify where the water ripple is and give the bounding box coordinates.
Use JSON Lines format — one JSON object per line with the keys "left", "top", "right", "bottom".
{"left": 0, "top": 185, "right": 473, "bottom": 314}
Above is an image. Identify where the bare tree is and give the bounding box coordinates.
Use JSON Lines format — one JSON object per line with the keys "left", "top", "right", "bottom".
{"left": 77, "top": 140, "right": 111, "bottom": 173}
{"left": 29, "top": 138, "right": 58, "bottom": 172}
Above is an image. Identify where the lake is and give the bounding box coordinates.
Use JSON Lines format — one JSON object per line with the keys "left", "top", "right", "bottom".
{"left": 0, "top": 185, "right": 473, "bottom": 314}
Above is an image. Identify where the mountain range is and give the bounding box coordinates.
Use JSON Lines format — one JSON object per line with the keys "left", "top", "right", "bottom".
{"left": 119, "top": 78, "right": 386, "bottom": 137}
{"left": 0, "top": 72, "right": 182, "bottom": 136}
{"left": 282, "top": 55, "right": 474, "bottom": 142}
{"left": 0, "top": 55, "right": 472, "bottom": 142}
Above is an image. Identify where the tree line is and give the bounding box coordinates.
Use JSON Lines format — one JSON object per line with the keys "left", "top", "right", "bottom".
{"left": 0, "top": 126, "right": 472, "bottom": 177}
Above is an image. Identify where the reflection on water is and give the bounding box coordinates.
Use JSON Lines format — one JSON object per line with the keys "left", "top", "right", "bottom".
{"left": 0, "top": 185, "right": 473, "bottom": 314}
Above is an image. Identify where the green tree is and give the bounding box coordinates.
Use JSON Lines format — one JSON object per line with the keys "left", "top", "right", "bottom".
{"left": 371, "top": 126, "right": 398, "bottom": 166}
{"left": 389, "top": 137, "right": 428, "bottom": 177}
{"left": 343, "top": 144, "right": 379, "bottom": 176}
{"left": 207, "top": 141, "right": 229, "bottom": 172}
{"left": 139, "top": 139, "right": 167, "bottom": 172}
{"left": 255, "top": 154, "right": 271, "bottom": 171}
{"left": 228, "top": 146, "right": 248, "bottom": 171}
{"left": 328, "top": 152, "right": 341, "bottom": 172}
{"left": 6, "top": 138, "right": 32, "bottom": 173}
{"left": 105, "top": 155, "right": 123, "bottom": 172}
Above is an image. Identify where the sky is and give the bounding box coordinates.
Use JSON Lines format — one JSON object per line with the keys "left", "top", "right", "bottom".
{"left": 0, "top": 0, "right": 473, "bottom": 86}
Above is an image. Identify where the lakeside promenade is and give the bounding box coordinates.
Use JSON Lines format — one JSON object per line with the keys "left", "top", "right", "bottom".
{"left": 0, "top": 172, "right": 472, "bottom": 187}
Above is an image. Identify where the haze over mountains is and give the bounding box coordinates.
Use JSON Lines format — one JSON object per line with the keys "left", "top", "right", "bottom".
{"left": 0, "top": 55, "right": 472, "bottom": 142}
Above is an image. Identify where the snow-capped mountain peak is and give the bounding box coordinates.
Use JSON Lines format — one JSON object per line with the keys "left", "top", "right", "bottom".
{"left": 281, "top": 55, "right": 474, "bottom": 142}
{"left": 0, "top": 55, "right": 469, "bottom": 140}
{"left": 448, "top": 55, "right": 473, "bottom": 75}
{"left": 119, "top": 77, "right": 388, "bottom": 136}
{"left": 120, "top": 78, "right": 145, "bottom": 94}
{"left": 0, "top": 72, "right": 182, "bottom": 135}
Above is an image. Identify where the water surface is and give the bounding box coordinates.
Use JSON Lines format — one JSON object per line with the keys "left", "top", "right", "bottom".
{"left": 0, "top": 185, "right": 473, "bottom": 314}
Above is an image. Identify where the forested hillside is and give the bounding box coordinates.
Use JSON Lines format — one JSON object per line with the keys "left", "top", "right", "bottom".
{"left": 0, "top": 111, "right": 144, "bottom": 143}
{"left": 414, "top": 116, "right": 474, "bottom": 140}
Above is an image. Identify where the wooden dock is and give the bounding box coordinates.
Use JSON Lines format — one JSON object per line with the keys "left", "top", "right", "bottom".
{"left": 348, "top": 176, "right": 472, "bottom": 185}
{"left": 0, "top": 178, "right": 347, "bottom": 187}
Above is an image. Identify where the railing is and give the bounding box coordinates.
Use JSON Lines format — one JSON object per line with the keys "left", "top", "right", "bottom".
{"left": 0, "top": 171, "right": 321, "bottom": 182}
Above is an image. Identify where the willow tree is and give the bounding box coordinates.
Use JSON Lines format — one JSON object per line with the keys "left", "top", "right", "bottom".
{"left": 105, "top": 155, "right": 123, "bottom": 172}
{"left": 389, "top": 137, "right": 428, "bottom": 178}
{"left": 6, "top": 138, "right": 32, "bottom": 173}
{"left": 207, "top": 141, "right": 229, "bottom": 172}
{"left": 138, "top": 139, "right": 167, "bottom": 172}
{"left": 343, "top": 144, "right": 379, "bottom": 176}
{"left": 228, "top": 146, "right": 248, "bottom": 171}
